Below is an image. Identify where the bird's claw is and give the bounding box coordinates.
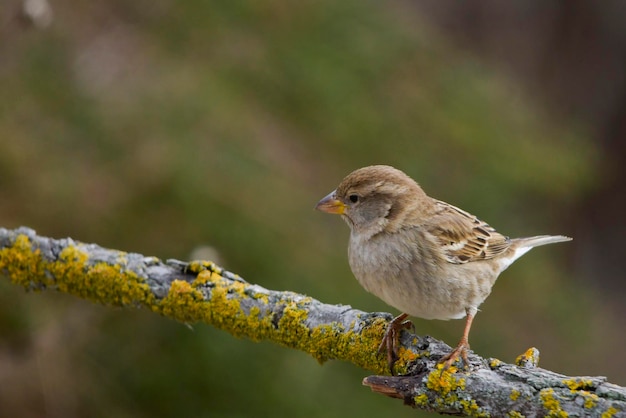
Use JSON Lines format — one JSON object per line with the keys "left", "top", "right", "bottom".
{"left": 378, "top": 313, "right": 413, "bottom": 374}
{"left": 439, "top": 341, "right": 470, "bottom": 370}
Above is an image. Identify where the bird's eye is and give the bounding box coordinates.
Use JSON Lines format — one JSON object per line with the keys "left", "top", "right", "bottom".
{"left": 349, "top": 194, "right": 359, "bottom": 203}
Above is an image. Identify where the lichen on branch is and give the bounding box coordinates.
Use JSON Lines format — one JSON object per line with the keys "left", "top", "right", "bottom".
{"left": 1, "top": 227, "right": 625, "bottom": 417}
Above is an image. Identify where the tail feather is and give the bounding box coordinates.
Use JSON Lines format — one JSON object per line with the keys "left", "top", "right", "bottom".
{"left": 512, "top": 235, "right": 572, "bottom": 248}
{"left": 498, "top": 235, "right": 572, "bottom": 271}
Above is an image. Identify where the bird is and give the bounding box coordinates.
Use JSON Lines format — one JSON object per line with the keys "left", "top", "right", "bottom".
{"left": 315, "top": 165, "right": 572, "bottom": 372}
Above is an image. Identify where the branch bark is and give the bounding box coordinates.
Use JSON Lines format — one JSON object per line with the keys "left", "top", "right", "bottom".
{"left": 1, "top": 227, "right": 624, "bottom": 417}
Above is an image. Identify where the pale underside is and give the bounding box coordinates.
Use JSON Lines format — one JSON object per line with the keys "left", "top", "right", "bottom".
{"left": 347, "top": 200, "right": 535, "bottom": 320}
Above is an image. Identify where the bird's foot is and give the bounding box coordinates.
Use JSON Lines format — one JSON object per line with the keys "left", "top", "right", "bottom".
{"left": 439, "top": 340, "right": 470, "bottom": 370}
{"left": 377, "top": 313, "right": 414, "bottom": 374}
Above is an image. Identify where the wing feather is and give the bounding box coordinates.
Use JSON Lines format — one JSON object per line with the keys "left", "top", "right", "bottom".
{"left": 428, "top": 200, "right": 511, "bottom": 264}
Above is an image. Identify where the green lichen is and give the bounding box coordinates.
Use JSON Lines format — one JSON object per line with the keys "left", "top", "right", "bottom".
{"left": 540, "top": 388, "right": 568, "bottom": 418}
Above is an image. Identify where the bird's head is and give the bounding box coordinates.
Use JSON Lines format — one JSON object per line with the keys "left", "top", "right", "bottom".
{"left": 316, "top": 165, "right": 431, "bottom": 236}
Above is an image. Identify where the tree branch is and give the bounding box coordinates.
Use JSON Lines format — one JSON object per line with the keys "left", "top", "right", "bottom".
{"left": 1, "top": 227, "right": 624, "bottom": 417}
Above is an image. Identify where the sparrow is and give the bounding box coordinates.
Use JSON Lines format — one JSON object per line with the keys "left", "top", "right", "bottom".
{"left": 315, "top": 165, "right": 571, "bottom": 372}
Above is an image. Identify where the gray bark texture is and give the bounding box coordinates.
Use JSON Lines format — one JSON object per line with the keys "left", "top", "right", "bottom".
{"left": 0, "top": 226, "right": 624, "bottom": 417}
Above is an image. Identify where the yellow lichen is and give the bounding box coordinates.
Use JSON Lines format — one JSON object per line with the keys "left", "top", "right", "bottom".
{"left": 396, "top": 346, "right": 419, "bottom": 363}
{"left": 489, "top": 358, "right": 504, "bottom": 369}
{"left": 0, "top": 234, "right": 47, "bottom": 288}
{"left": 0, "top": 234, "right": 154, "bottom": 307}
{"left": 187, "top": 260, "right": 223, "bottom": 275}
{"left": 427, "top": 365, "right": 465, "bottom": 396}
{"left": 9, "top": 232, "right": 624, "bottom": 417}
{"left": 540, "top": 388, "right": 568, "bottom": 418}
{"left": 510, "top": 389, "right": 520, "bottom": 401}
{"left": 562, "top": 378, "right": 594, "bottom": 392}
{"left": 170, "top": 267, "right": 389, "bottom": 373}
{"left": 392, "top": 346, "right": 423, "bottom": 374}
{"left": 0, "top": 233, "right": 391, "bottom": 374}
{"left": 59, "top": 244, "right": 89, "bottom": 266}
{"left": 515, "top": 347, "right": 540, "bottom": 368}
{"left": 507, "top": 411, "right": 524, "bottom": 418}
{"left": 191, "top": 270, "right": 212, "bottom": 287}
{"left": 157, "top": 279, "right": 208, "bottom": 323}
{"left": 53, "top": 245, "right": 154, "bottom": 306}
{"left": 602, "top": 407, "right": 618, "bottom": 418}
{"left": 420, "top": 365, "right": 489, "bottom": 417}
{"left": 461, "top": 398, "right": 488, "bottom": 417}
{"left": 561, "top": 378, "right": 600, "bottom": 410}
{"left": 414, "top": 393, "right": 428, "bottom": 406}
{"left": 582, "top": 393, "right": 597, "bottom": 409}
{"left": 307, "top": 315, "right": 386, "bottom": 373}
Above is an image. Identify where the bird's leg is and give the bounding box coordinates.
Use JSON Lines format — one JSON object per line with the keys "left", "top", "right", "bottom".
{"left": 439, "top": 309, "right": 475, "bottom": 369}
{"left": 378, "top": 313, "right": 413, "bottom": 374}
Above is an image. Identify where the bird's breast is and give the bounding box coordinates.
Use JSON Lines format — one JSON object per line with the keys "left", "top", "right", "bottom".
{"left": 347, "top": 229, "right": 495, "bottom": 320}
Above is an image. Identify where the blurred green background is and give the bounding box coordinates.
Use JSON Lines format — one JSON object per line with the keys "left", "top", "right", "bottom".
{"left": 1, "top": 1, "right": 624, "bottom": 417}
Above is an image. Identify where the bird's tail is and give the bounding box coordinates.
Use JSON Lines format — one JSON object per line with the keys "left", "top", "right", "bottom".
{"left": 513, "top": 235, "right": 572, "bottom": 248}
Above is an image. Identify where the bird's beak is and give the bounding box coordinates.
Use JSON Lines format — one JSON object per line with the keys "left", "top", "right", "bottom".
{"left": 315, "top": 190, "right": 346, "bottom": 215}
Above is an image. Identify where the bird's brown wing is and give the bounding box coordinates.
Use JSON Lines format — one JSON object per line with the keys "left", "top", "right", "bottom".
{"left": 427, "top": 200, "right": 511, "bottom": 264}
